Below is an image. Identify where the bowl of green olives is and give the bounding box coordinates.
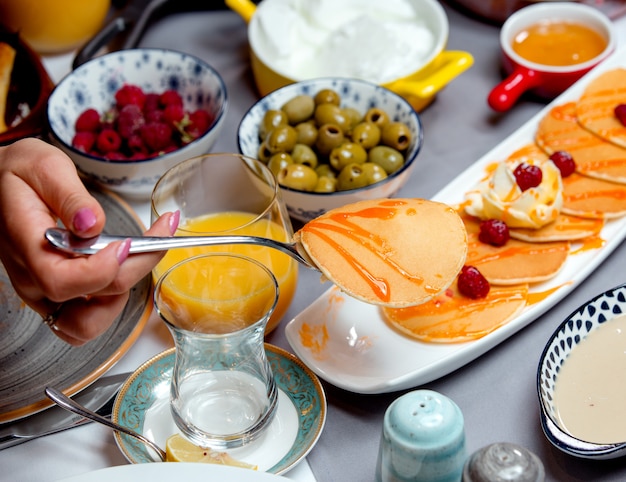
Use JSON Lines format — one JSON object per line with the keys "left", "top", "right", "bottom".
{"left": 237, "top": 78, "right": 423, "bottom": 223}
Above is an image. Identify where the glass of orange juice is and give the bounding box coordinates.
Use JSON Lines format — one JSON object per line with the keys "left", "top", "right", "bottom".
{"left": 151, "top": 153, "right": 298, "bottom": 334}
{"left": 154, "top": 253, "right": 279, "bottom": 449}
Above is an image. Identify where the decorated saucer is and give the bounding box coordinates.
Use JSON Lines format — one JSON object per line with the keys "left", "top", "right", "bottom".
{"left": 112, "top": 344, "right": 326, "bottom": 474}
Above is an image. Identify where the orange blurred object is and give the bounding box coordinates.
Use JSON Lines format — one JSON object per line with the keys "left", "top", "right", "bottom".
{"left": 0, "top": 0, "right": 110, "bottom": 53}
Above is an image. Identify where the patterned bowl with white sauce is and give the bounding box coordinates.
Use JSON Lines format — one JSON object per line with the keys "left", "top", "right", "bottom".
{"left": 537, "top": 283, "right": 626, "bottom": 459}
{"left": 47, "top": 48, "right": 228, "bottom": 200}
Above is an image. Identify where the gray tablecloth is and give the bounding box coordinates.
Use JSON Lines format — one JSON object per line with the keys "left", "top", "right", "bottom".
{"left": 140, "top": 4, "right": 626, "bottom": 481}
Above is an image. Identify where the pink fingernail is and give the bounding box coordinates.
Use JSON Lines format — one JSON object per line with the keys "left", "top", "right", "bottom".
{"left": 73, "top": 208, "right": 97, "bottom": 233}
{"left": 169, "top": 210, "right": 180, "bottom": 235}
{"left": 117, "top": 239, "right": 131, "bottom": 264}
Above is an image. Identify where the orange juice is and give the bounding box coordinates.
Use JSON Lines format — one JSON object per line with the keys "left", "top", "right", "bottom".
{"left": 512, "top": 21, "right": 607, "bottom": 66}
{"left": 156, "top": 254, "right": 278, "bottom": 334}
{"left": 154, "top": 212, "right": 298, "bottom": 333}
{"left": 0, "top": 0, "right": 110, "bottom": 53}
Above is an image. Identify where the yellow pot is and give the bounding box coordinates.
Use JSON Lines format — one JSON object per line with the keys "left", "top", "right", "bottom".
{"left": 0, "top": 0, "right": 110, "bottom": 54}
{"left": 226, "top": 0, "right": 473, "bottom": 111}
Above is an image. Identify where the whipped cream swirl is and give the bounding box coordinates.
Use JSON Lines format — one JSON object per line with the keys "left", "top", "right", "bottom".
{"left": 464, "top": 157, "right": 563, "bottom": 229}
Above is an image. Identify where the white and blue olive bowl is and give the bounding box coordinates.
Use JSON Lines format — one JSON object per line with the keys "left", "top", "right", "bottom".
{"left": 237, "top": 78, "right": 423, "bottom": 223}
{"left": 537, "top": 283, "right": 626, "bottom": 460}
{"left": 47, "top": 48, "right": 228, "bottom": 200}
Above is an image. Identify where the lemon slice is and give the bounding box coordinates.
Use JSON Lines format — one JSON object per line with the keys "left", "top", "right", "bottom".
{"left": 165, "top": 433, "right": 258, "bottom": 470}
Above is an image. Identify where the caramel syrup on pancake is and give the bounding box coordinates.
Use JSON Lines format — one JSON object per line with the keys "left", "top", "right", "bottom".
{"left": 301, "top": 200, "right": 437, "bottom": 303}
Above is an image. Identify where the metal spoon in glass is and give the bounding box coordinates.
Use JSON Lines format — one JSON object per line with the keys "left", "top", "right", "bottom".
{"left": 44, "top": 387, "right": 166, "bottom": 462}
{"left": 45, "top": 227, "right": 319, "bottom": 270}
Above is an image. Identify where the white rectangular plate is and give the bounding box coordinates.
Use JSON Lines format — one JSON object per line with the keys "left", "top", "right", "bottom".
{"left": 285, "top": 45, "right": 626, "bottom": 394}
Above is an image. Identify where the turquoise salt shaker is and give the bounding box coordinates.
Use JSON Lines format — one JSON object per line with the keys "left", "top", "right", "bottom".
{"left": 376, "top": 389, "right": 466, "bottom": 482}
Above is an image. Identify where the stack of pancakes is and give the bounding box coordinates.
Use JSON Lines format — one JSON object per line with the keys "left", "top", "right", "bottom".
{"left": 383, "top": 68, "right": 626, "bottom": 343}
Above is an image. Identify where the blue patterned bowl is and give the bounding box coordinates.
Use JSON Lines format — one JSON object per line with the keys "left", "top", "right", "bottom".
{"left": 237, "top": 78, "right": 423, "bottom": 223}
{"left": 537, "top": 283, "right": 626, "bottom": 459}
{"left": 47, "top": 48, "right": 228, "bottom": 200}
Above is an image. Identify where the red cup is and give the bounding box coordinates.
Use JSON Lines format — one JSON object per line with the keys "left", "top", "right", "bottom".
{"left": 488, "top": 2, "right": 616, "bottom": 112}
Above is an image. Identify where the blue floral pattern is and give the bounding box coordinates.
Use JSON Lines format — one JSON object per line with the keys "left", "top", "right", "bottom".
{"left": 47, "top": 49, "right": 228, "bottom": 198}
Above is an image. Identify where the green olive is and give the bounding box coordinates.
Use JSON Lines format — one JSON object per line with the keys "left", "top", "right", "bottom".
{"left": 315, "top": 163, "right": 336, "bottom": 179}
{"left": 257, "top": 140, "right": 273, "bottom": 164}
{"left": 281, "top": 95, "right": 315, "bottom": 125}
{"left": 381, "top": 121, "right": 412, "bottom": 151}
{"left": 343, "top": 107, "right": 362, "bottom": 131}
{"left": 329, "top": 142, "right": 367, "bottom": 171}
{"left": 294, "top": 121, "right": 318, "bottom": 146}
{"left": 364, "top": 107, "right": 390, "bottom": 129}
{"left": 277, "top": 164, "right": 318, "bottom": 191}
{"left": 314, "top": 176, "right": 337, "bottom": 193}
{"left": 266, "top": 125, "right": 298, "bottom": 154}
{"left": 259, "top": 109, "right": 288, "bottom": 140}
{"left": 291, "top": 143, "right": 318, "bottom": 168}
{"left": 368, "top": 145, "right": 405, "bottom": 174}
{"left": 336, "top": 163, "right": 370, "bottom": 191}
{"left": 361, "top": 162, "right": 388, "bottom": 185}
{"left": 314, "top": 89, "right": 340, "bottom": 106}
{"left": 350, "top": 122, "right": 381, "bottom": 149}
{"left": 315, "top": 124, "right": 344, "bottom": 156}
{"left": 314, "top": 104, "right": 351, "bottom": 133}
{"left": 267, "top": 152, "right": 293, "bottom": 177}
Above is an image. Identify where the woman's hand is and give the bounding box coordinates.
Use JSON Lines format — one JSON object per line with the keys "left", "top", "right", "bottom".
{"left": 0, "top": 138, "right": 179, "bottom": 345}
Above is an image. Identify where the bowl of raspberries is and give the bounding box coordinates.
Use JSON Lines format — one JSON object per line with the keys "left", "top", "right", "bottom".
{"left": 47, "top": 48, "right": 228, "bottom": 199}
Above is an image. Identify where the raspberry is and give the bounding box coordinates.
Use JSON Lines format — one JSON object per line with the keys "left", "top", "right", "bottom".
{"left": 140, "top": 122, "right": 173, "bottom": 152}
{"left": 127, "top": 134, "right": 148, "bottom": 155}
{"left": 96, "top": 128, "right": 122, "bottom": 153}
{"left": 116, "top": 104, "right": 145, "bottom": 139}
{"left": 513, "top": 162, "right": 542, "bottom": 191}
{"left": 72, "top": 131, "right": 96, "bottom": 152}
{"left": 75, "top": 108, "right": 101, "bottom": 132}
{"left": 145, "top": 108, "right": 164, "bottom": 124}
{"left": 549, "top": 150, "right": 576, "bottom": 178}
{"left": 187, "top": 109, "right": 213, "bottom": 139}
{"left": 163, "top": 103, "right": 185, "bottom": 126}
{"left": 457, "top": 266, "right": 490, "bottom": 299}
{"left": 143, "top": 93, "right": 160, "bottom": 114}
{"left": 159, "top": 89, "right": 183, "bottom": 107}
{"left": 115, "top": 84, "right": 146, "bottom": 109}
{"left": 478, "top": 219, "right": 510, "bottom": 246}
{"left": 615, "top": 104, "right": 626, "bottom": 127}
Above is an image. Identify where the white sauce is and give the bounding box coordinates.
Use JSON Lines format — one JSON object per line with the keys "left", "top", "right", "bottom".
{"left": 553, "top": 313, "right": 626, "bottom": 443}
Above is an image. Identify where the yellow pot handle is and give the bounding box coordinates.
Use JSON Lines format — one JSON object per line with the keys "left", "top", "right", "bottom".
{"left": 225, "top": 0, "right": 257, "bottom": 23}
{"left": 388, "top": 51, "right": 474, "bottom": 99}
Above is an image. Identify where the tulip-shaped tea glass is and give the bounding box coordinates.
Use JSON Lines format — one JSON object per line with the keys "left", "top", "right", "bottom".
{"left": 151, "top": 153, "right": 298, "bottom": 334}
{"left": 154, "top": 253, "right": 279, "bottom": 449}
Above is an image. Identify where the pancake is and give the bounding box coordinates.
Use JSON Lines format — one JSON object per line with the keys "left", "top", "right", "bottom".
{"left": 509, "top": 213, "right": 604, "bottom": 242}
{"left": 575, "top": 68, "right": 626, "bottom": 149}
{"left": 463, "top": 214, "right": 569, "bottom": 285}
{"left": 536, "top": 102, "right": 626, "bottom": 184}
{"left": 296, "top": 198, "right": 468, "bottom": 307}
{"left": 561, "top": 172, "right": 626, "bottom": 219}
{"left": 382, "top": 281, "right": 528, "bottom": 343}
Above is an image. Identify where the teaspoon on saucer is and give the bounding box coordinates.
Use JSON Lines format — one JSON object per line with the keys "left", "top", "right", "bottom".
{"left": 45, "top": 227, "right": 318, "bottom": 270}
{"left": 44, "top": 387, "right": 167, "bottom": 462}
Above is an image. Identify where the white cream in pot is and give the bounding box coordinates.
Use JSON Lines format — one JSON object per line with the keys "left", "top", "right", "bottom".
{"left": 252, "top": 0, "right": 436, "bottom": 83}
